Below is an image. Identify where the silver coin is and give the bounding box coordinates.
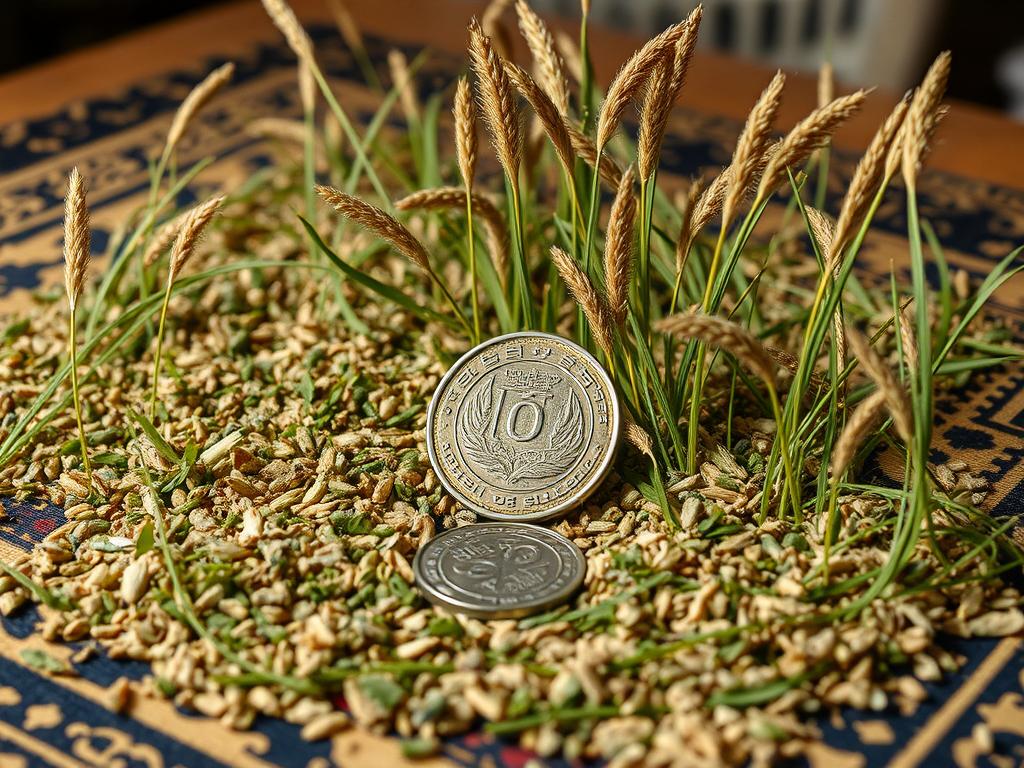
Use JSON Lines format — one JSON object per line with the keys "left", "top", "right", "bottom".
{"left": 412, "top": 522, "right": 586, "bottom": 618}
{"left": 426, "top": 331, "right": 620, "bottom": 522}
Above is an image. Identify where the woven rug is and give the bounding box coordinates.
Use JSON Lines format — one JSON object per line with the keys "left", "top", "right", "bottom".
{"left": 1, "top": 25, "right": 1022, "bottom": 768}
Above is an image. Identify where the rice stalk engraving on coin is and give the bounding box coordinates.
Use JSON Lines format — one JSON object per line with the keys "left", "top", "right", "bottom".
{"left": 427, "top": 332, "right": 621, "bottom": 521}
{"left": 413, "top": 522, "right": 587, "bottom": 618}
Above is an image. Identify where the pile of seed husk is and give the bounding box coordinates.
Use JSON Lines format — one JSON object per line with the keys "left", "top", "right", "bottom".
{"left": 1, "top": 203, "right": 1022, "bottom": 767}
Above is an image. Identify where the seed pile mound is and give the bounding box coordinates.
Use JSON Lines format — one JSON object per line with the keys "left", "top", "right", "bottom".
{"left": 1, "top": 239, "right": 1020, "bottom": 765}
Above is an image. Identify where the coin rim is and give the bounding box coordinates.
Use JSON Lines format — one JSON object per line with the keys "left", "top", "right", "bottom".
{"left": 412, "top": 522, "right": 588, "bottom": 619}
{"left": 426, "top": 331, "right": 621, "bottom": 522}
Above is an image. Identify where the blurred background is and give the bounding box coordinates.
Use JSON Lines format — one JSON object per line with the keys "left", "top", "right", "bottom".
{"left": 2, "top": 0, "right": 1024, "bottom": 119}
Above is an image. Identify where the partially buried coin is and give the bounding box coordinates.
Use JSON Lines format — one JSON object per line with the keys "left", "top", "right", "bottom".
{"left": 426, "top": 331, "right": 621, "bottom": 522}
{"left": 413, "top": 522, "right": 586, "bottom": 619}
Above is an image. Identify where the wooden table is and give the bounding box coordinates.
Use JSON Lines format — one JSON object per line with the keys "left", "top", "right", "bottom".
{"left": 1, "top": 0, "right": 1023, "bottom": 187}
{"left": 1, "top": 2, "right": 1023, "bottom": 768}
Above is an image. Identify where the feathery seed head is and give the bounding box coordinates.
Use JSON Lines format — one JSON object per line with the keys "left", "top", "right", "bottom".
{"left": 454, "top": 77, "right": 478, "bottom": 188}
{"left": 723, "top": 70, "right": 785, "bottom": 225}
{"left": 505, "top": 62, "right": 575, "bottom": 178}
{"left": 657, "top": 312, "right": 777, "bottom": 388}
{"left": 756, "top": 89, "right": 867, "bottom": 202}
{"left": 261, "top": 0, "right": 315, "bottom": 65}
{"left": 166, "top": 62, "right": 235, "bottom": 154}
{"left": 804, "top": 207, "right": 836, "bottom": 257}
{"left": 603, "top": 165, "right": 637, "bottom": 327}
{"left": 62, "top": 168, "right": 91, "bottom": 312}
{"left": 637, "top": 7, "right": 701, "bottom": 179}
{"left": 168, "top": 196, "right": 224, "bottom": 285}
{"left": 830, "top": 389, "right": 887, "bottom": 480}
{"left": 625, "top": 418, "right": 656, "bottom": 462}
{"left": 596, "top": 18, "right": 690, "bottom": 150}
{"left": 388, "top": 49, "right": 419, "bottom": 122}
{"left": 830, "top": 93, "right": 910, "bottom": 268}
{"left": 846, "top": 328, "right": 914, "bottom": 444}
{"left": 515, "top": 0, "right": 571, "bottom": 114}
{"left": 468, "top": 17, "right": 523, "bottom": 182}
{"left": 550, "top": 246, "right": 615, "bottom": 357}
{"left": 901, "top": 51, "right": 952, "bottom": 190}
{"left": 317, "top": 186, "right": 432, "bottom": 273}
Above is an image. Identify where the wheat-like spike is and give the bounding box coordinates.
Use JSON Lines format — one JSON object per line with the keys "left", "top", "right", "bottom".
{"left": 454, "top": 77, "right": 478, "bottom": 188}
{"left": 468, "top": 17, "right": 523, "bottom": 183}
{"left": 624, "top": 417, "right": 656, "bottom": 462}
{"left": 550, "top": 245, "right": 614, "bottom": 357}
{"left": 818, "top": 61, "right": 834, "bottom": 109}
{"left": 756, "top": 89, "right": 868, "bottom": 201}
{"left": 675, "top": 177, "right": 706, "bottom": 273}
{"left": 326, "top": 0, "right": 367, "bottom": 60}
{"left": 394, "top": 187, "right": 509, "bottom": 282}
{"left": 596, "top": 19, "right": 690, "bottom": 149}
{"left": 603, "top": 165, "right": 636, "bottom": 327}
{"left": 637, "top": 7, "right": 701, "bottom": 179}
{"left": 261, "top": 0, "right": 315, "bottom": 66}
{"left": 723, "top": 71, "right": 786, "bottom": 225}
{"left": 317, "top": 186, "right": 431, "bottom": 272}
{"left": 656, "top": 312, "right": 776, "bottom": 387}
{"left": 62, "top": 168, "right": 90, "bottom": 312}
{"left": 902, "top": 51, "right": 952, "bottom": 191}
{"left": 682, "top": 166, "right": 730, "bottom": 253}
{"left": 167, "top": 196, "right": 224, "bottom": 285}
{"left": 829, "top": 93, "right": 911, "bottom": 268}
{"left": 898, "top": 304, "right": 919, "bottom": 377}
{"left": 567, "top": 123, "right": 623, "bottom": 188}
{"left": 555, "top": 30, "right": 584, "bottom": 86}
{"left": 830, "top": 389, "right": 887, "bottom": 480}
{"left": 846, "top": 328, "right": 914, "bottom": 443}
{"left": 505, "top": 62, "right": 575, "bottom": 179}
{"left": 515, "top": 0, "right": 570, "bottom": 115}
{"left": 805, "top": 207, "right": 836, "bottom": 256}
{"left": 144, "top": 211, "right": 187, "bottom": 267}
{"left": 388, "top": 49, "right": 419, "bottom": 122}
{"left": 165, "top": 62, "right": 235, "bottom": 154}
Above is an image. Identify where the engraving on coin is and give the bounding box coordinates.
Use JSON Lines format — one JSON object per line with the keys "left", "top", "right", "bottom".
{"left": 426, "top": 331, "right": 621, "bottom": 521}
{"left": 412, "top": 522, "right": 587, "bottom": 618}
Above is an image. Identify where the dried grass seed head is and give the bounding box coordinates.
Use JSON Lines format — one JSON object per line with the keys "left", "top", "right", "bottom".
{"left": 317, "top": 186, "right": 431, "bottom": 273}
{"left": 846, "top": 327, "right": 914, "bottom": 443}
{"left": 656, "top": 312, "right": 776, "bottom": 387}
{"left": 62, "top": 167, "right": 91, "bottom": 312}
{"left": 568, "top": 123, "right": 623, "bottom": 188}
{"left": 756, "top": 89, "right": 868, "bottom": 202}
{"left": 675, "top": 176, "right": 706, "bottom": 272}
{"left": 261, "top": 0, "right": 315, "bottom": 66}
{"left": 804, "top": 207, "right": 836, "bottom": 258}
{"left": 165, "top": 62, "right": 235, "bottom": 154}
{"left": 550, "top": 245, "right": 615, "bottom": 357}
{"left": 603, "top": 165, "right": 637, "bottom": 327}
{"left": 468, "top": 17, "right": 524, "bottom": 183}
{"left": 830, "top": 389, "right": 887, "bottom": 479}
{"left": 596, "top": 18, "right": 690, "bottom": 149}
{"left": 454, "top": 77, "right": 478, "bottom": 188}
{"left": 168, "top": 196, "right": 225, "bottom": 284}
{"left": 505, "top": 62, "right": 575, "bottom": 178}
{"left": 637, "top": 7, "right": 701, "bottom": 179}
{"left": 515, "top": 0, "right": 570, "bottom": 115}
{"left": 723, "top": 70, "right": 785, "bottom": 225}
{"left": 624, "top": 418, "right": 656, "bottom": 462}
{"left": 144, "top": 211, "right": 187, "bottom": 268}
{"left": 829, "top": 93, "right": 911, "bottom": 268}
{"left": 902, "top": 51, "right": 952, "bottom": 190}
